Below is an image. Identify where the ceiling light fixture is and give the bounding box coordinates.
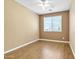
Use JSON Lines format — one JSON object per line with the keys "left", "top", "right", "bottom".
{"left": 31, "top": 0, "right": 54, "bottom": 10}
{"left": 38, "top": 3, "right": 50, "bottom": 10}
{"left": 38, "top": 0, "right": 50, "bottom": 10}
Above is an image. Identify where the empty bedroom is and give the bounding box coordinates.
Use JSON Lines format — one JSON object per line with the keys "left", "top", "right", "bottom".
{"left": 4, "top": 0, "right": 75, "bottom": 59}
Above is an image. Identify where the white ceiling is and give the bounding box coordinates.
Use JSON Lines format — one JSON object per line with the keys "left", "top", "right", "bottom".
{"left": 15, "top": 0, "right": 70, "bottom": 15}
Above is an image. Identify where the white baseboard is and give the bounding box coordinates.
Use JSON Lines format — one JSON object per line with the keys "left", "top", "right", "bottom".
{"left": 4, "top": 39, "right": 70, "bottom": 54}
{"left": 5, "top": 38, "right": 74, "bottom": 58}
{"left": 39, "top": 39, "right": 69, "bottom": 43}
{"left": 69, "top": 43, "right": 75, "bottom": 57}
{"left": 4, "top": 39, "right": 38, "bottom": 54}
{"left": 39, "top": 39, "right": 75, "bottom": 57}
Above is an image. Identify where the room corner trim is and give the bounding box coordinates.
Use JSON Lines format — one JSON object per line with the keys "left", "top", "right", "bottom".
{"left": 4, "top": 39, "right": 38, "bottom": 54}
{"left": 39, "top": 39, "right": 69, "bottom": 43}
{"left": 69, "top": 43, "right": 75, "bottom": 58}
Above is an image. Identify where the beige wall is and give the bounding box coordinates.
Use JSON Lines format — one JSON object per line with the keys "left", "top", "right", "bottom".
{"left": 39, "top": 11, "right": 69, "bottom": 41}
{"left": 4, "top": 0, "right": 39, "bottom": 52}
{"left": 69, "top": 0, "right": 75, "bottom": 54}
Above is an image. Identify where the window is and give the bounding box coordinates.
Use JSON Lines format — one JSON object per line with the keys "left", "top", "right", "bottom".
{"left": 44, "top": 16, "right": 62, "bottom": 32}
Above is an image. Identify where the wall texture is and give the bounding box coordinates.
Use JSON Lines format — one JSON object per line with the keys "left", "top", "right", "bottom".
{"left": 4, "top": 0, "right": 39, "bottom": 52}
{"left": 69, "top": 0, "right": 75, "bottom": 54}
{"left": 39, "top": 11, "right": 69, "bottom": 41}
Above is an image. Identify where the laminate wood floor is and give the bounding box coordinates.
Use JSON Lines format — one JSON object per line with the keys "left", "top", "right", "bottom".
{"left": 4, "top": 41, "right": 74, "bottom": 59}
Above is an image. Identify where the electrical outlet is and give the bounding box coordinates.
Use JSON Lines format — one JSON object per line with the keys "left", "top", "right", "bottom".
{"left": 62, "top": 37, "right": 64, "bottom": 40}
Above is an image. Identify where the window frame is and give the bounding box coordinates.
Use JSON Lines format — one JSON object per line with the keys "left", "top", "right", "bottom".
{"left": 43, "top": 15, "right": 62, "bottom": 32}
